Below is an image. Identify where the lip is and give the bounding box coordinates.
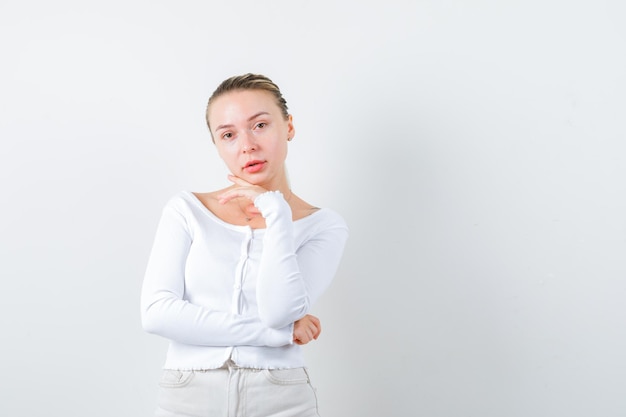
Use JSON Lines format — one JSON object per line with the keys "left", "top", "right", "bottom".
{"left": 243, "top": 160, "right": 266, "bottom": 173}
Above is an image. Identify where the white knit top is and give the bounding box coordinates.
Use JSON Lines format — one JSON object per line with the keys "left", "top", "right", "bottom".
{"left": 141, "top": 190, "right": 348, "bottom": 370}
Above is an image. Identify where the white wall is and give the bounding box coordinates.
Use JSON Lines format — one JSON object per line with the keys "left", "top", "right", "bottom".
{"left": 1, "top": 1, "right": 624, "bottom": 416}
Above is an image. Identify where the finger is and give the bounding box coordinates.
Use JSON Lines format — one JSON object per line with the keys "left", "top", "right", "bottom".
{"left": 313, "top": 324, "right": 321, "bottom": 340}
{"left": 245, "top": 202, "right": 261, "bottom": 213}
{"left": 307, "top": 315, "right": 321, "bottom": 327}
{"left": 296, "top": 326, "right": 312, "bottom": 344}
{"left": 306, "top": 316, "right": 321, "bottom": 334}
{"left": 301, "top": 321, "right": 319, "bottom": 341}
{"left": 293, "top": 333, "right": 307, "bottom": 345}
{"left": 227, "top": 174, "right": 254, "bottom": 187}
{"left": 217, "top": 189, "right": 256, "bottom": 205}
{"left": 217, "top": 191, "right": 245, "bottom": 205}
{"left": 304, "top": 326, "right": 314, "bottom": 342}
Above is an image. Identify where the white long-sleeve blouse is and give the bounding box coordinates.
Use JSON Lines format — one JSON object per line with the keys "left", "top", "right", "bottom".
{"left": 141, "top": 190, "right": 348, "bottom": 370}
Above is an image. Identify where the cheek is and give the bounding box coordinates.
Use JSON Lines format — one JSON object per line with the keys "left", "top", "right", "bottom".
{"left": 280, "top": 142, "right": 289, "bottom": 159}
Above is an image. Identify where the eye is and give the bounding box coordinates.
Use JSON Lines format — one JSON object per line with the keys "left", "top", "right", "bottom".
{"left": 221, "top": 132, "right": 233, "bottom": 140}
{"left": 255, "top": 122, "right": 267, "bottom": 129}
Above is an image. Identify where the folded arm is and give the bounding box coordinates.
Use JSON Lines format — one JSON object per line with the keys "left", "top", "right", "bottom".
{"left": 140, "top": 203, "right": 292, "bottom": 347}
{"left": 254, "top": 191, "right": 349, "bottom": 329}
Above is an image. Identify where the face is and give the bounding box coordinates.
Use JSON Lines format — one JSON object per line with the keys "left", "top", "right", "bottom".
{"left": 208, "top": 89, "right": 295, "bottom": 189}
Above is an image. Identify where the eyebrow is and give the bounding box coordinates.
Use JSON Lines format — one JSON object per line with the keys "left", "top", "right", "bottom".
{"left": 215, "top": 112, "right": 271, "bottom": 131}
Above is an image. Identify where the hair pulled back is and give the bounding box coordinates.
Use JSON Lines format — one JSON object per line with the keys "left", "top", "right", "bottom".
{"left": 206, "top": 73, "right": 289, "bottom": 138}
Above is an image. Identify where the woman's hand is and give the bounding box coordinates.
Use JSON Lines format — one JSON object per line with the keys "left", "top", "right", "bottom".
{"left": 217, "top": 175, "right": 267, "bottom": 218}
{"left": 293, "top": 314, "right": 321, "bottom": 345}
{"left": 217, "top": 175, "right": 267, "bottom": 205}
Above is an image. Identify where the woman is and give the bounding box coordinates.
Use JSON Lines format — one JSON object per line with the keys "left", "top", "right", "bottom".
{"left": 141, "top": 73, "right": 349, "bottom": 417}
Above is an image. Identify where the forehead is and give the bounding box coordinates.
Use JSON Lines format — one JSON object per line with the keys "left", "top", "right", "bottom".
{"left": 208, "top": 89, "right": 278, "bottom": 125}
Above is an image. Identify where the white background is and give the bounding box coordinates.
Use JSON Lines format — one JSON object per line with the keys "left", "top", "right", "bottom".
{"left": 1, "top": 1, "right": 625, "bottom": 416}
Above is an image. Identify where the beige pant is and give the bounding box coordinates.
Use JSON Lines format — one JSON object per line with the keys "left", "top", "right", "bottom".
{"left": 155, "top": 361, "right": 321, "bottom": 417}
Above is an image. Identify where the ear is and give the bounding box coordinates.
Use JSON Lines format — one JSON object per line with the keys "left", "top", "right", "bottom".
{"left": 287, "top": 114, "right": 295, "bottom": 140}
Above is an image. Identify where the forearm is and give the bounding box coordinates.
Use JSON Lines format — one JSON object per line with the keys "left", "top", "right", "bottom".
{"left": 254, "top": 192, "right": 348, "bottom": 329}
{"left": 141, "top": 201, "right": 292, "bottom": 347}
{"left": 254, "top": 192, "right": 309, "bottom": 328}
{"left": 141, "top": 294, "right": 292, "bottom": 347}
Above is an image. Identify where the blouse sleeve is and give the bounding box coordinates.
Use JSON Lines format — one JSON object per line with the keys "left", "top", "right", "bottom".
{"left": 254, "top": 191, "right": 349, "bottom": 329}
{"left": 140, "top": 201, "right": 293, "bottom": 347}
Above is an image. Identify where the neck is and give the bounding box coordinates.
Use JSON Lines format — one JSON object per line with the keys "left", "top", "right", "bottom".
{"left": 256, "top": 169, "right": 291, "bottom": 195}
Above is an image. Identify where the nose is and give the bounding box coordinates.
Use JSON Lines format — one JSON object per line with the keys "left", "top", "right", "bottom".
{"left": 241, "top": 131, "right": 257, "bottom": 153}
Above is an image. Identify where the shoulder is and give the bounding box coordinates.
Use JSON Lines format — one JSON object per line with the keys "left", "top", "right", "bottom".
{"left": 316, "top": 208, "right": 348, "bottom": 229}
{"left": 160, "top": 191, "right": 216, "bottom": 221}
{"left": 293, "top": 208, "right": 349, "bottom": 252}
{"left": 298, "top": 207, "right": 349, "bottom": 235}
{"left": 164, "top": 189, "right": 224, "bottom": 208}
{"left": 288, "top": 192, "right": 348, "bottom": 229}
{"left": 162, "top": 190, "right": 196, "bottom": 211}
